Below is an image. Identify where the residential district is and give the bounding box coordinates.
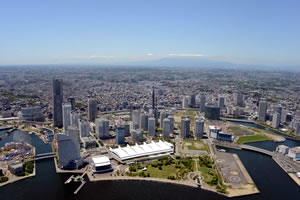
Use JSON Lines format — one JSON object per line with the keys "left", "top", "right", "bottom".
{"left": 0, "top": 66, "right": 299, "bottom": 197}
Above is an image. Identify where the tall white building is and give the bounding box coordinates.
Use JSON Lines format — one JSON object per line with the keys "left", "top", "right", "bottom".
{"left": 181, "top": 117, "right": 190, "bottom": 138}
{"left": 70, "top": 112, "right": 80, "bottom": 128}
{"left": 258, "top": 101, "right": 267, "bottom": 121}
{"left": 139, "top": 113, "right": 148, "bottom": 131}
{"left": 168, "top": 115, "right": 174, "bottom": 134}
{"left": 182, "top": 96, "right": 190, "bottom": 109}
{"left": 62, "top": 104, "right": 72, "bottom": 132}
{"left": 272, "top": 112, "right": 280, "bottom": 129}
{"left": 132, "top": 110, "right": 140, "bottom": 129}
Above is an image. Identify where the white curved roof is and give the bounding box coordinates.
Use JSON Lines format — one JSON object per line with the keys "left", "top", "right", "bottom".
{"left": 110, "top": 140, "right": 174, "bottom": 161}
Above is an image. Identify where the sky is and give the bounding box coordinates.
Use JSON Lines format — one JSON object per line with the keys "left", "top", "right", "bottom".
{"left": 0, "top": 0, "right": 300, "bottom": 66}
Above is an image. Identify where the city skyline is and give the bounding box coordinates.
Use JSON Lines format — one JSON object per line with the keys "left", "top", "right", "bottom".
{"left": 0, "top": 0, "right": 300, "bottom": 66}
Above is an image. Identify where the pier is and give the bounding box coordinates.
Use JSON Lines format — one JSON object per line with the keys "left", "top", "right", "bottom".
{"left": 65, "top": 171, "right": 87, "bottom": 194}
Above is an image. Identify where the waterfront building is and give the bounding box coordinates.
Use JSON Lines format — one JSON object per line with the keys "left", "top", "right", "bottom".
{"left": 70, "top": 112, "right": 80, "bottom": 128}
{"left": 181, "top": 117, "right": 190, "bottom": 138}
{"left": 62, "top": 104, "right": 72, "bottom": 132}
{"left": 131, "top": 129, "right": 144, "bottom": 142}
{"left": 296, "top": 122, "right": 300, "bottom": 136}
{"left": 272, "top": 112, "right": 280, "bottom": 129}
{"left": 194, "top": 117, "right": 204, "bottom": 139}
{"left": 162, "top": 118, "right": 170, "bottom": 138}
{"left": 88, "top": 99, "right": 97, "bottom": 122}
{"left": 281, "top": 109, "right": 288, "bottom": 123}
{"left": 276, "top": 145, "right": 289, "bottom": 155}
{"left": 91, "top": 156, "right": 113, "bottom": 173}
{"left": 57, "top": 134, "right": 81, "bottom": 169}
{"left": 148, "top": 117, "right": 156, "bottom": 137}
{"left": 209, "top": 125, "right": 221, "bottom": 139}
{"left": 110, "top": 140, "right": 174, "bottom": 161}
{"left": 8, "top": 162, "right": 24, "bottom": 175}
{"left": 67, "top": 125, "right": 80, "bottom": 150}
{"left": 115, "top": 125, "right": 125, "bottom": 144}
{"left": 52, "top": 78, "right": 63, "bottom": 128}
{"left": 17, "top": 106, "right": 44, "bottom": 122}
{"left": 200, "top": 94, "right": 206, "bottom": 112}
{"left": 204, "top": 103, "right": 220, "bottom": 120}
{"left": 217, "top": 132, "right": 232, "bottom": 142}
{"left": 287, "top": 147, "right": 300, "bottom": 161}
{"left": 79, "top": 119, "right": 90, "bottom": 138}
{"left": 258, "top": 101, "right": 268, "bottom": 121}
{"left": 95, "top": 118, "right": 110, "bottom": 139}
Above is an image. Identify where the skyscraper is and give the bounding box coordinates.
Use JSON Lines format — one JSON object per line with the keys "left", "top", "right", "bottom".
{"left": 200, "top": 94, "right": 206, "bottom": 112}
{"left": 57, "top": 134, "right": 81, "bottom": 169}
{"left": 296, "top": 122, "right": 300, "bottom": 136}
{"left": 62, "top": 104, "right": 72, "bottom": 132}
{"left": 139, "top": 113, "right": 148, "bottom": 131}
{"left": 272, "top": 112, "right": 280, "bottom": 129}
{"left": 152, "top": 88, "right": 155, "bottom": 109}
{"left": 194, "top": 117, "right": 204, "bottom": 139}
{"left": 67, "top": 97, "right": 76, "bottom": 111}
{"left": 163, "top": 118, "right": 170, "bottom": 138}
{"left": 95, "top": 118, "right": 110, "bottom": 139}
{"left": 67, "top": 125, "right": 80, "bottom": 151}
{"left": 70, "top": 112, "right": 80, "bottom": 128}
{"left": 115, "top": 125, "right": 125, "bottom": 144}
{"left": 258, "top": 101, "right": 267, "bottom": 121}
{"left": 79, "top": 119, "right": 90, "bottom": 138}
{"left": 88, "top": 99, "right": 97, "bottom": 122}
{"left": 235, "top": 94, "right": 244, "bottom": 107}
{"left": 52, "top": 78, "right": 63, "bottom": 128}
{"left": 132, "top": 110, "right": 140, "bottom": 129}
{"left": 168, "top": 115, "right": 174, "bottom": 134}
{"left": 182, "top": 96, "right": 190, "bottom": 109}
{"left": 160, "top": 112, "right": 169, "bottom": 128}
{"left": 148, "top": 117, "right": 156, "bottom": 137}
{"left": 181, "top": 117, "right": 190, "bottom": 138}
{"left": 218, "top": 96, "right": 225, "bottom": 110}
{"left": 190, "top": 94, "right": 196, "bottom": 108}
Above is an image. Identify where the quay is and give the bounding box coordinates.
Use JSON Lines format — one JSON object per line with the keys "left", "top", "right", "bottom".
{"left": 214, "top": 141, "right": 300, "bottom": 186}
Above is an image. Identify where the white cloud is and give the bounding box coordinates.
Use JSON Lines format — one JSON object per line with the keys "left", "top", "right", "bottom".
{"left": 147, "top": 53, "right": 153, "bottom": 56}
{"left": 167, "top": 53, "right": 206, "bottom": 57}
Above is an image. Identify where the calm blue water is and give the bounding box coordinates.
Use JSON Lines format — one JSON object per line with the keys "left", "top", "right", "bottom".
{"left": 0, "top": 128, "right": 299, "bottom": 200}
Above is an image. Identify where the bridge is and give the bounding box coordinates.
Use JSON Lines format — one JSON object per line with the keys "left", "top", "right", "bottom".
{"left": 214, "top": 141, "right": 273, "bottom": 156}
{"left": 27, "top": 152, "right": 56, "bottom": 161}
{"left": 241, "top": 144, "right": 274, "bottom": 156}
{"left": 220, "top": 117, "right": 255, "bottom": 123}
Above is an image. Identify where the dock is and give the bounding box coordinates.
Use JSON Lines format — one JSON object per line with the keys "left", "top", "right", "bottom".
{"left": 64, "top": 171, "right": 88, "bottom": 194}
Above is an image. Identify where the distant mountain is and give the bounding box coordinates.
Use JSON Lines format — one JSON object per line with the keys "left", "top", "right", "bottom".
{"left": 128, "top": 56, "right": 236, "bottom": 68}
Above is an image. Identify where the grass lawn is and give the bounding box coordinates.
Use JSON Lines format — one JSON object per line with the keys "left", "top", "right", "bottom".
{"left": 236, "top": 134, "right": 270, "bottom": 144}
{"left": 144, "top": 165, "right": 178, "bottom": 179}
{"left": 199, "top": 167, "right": 216, "bottom": 183}
{"left": 229, "top": 126, "right": 250, "bottom": 136}
{"left": 183, "top": 140, "right": 209, "bottom": 152}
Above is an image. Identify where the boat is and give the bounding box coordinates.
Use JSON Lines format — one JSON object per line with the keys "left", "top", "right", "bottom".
{"left": 218, "top": 149, "right": 226, "bottom": 152}
{"left": 296, "top": 172, "right": 300, "bottom": 178}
